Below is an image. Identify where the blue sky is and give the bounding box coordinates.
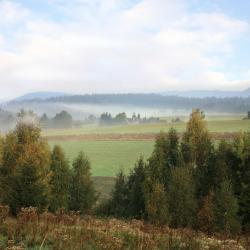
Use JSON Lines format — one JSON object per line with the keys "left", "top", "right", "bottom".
{"left": 0, "top": 0, "right": 250, "bottom": 98}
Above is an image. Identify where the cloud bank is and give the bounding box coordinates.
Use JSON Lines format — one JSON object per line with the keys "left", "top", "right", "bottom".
{"left": 0, "top": 0, "right": 249, "bottom": 98}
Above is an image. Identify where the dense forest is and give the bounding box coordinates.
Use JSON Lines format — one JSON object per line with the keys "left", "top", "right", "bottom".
{"left": 0, "top": 109, "right": 249, "bottom": 238}
{"left": 13, "top": 94, "right": 250, "bottom": 113}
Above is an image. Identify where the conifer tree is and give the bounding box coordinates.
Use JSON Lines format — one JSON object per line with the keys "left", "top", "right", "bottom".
{"left": 49, "top": 145, "right": 70, "bottom": 212}
{"left": 69, "top": 151, "right": 97, "bottom": 214}
{"left": 126, "top": 157, "right": 146, "bottom": 219}
{"left": 108, "top": 170, "right": 128, "bottom": 217}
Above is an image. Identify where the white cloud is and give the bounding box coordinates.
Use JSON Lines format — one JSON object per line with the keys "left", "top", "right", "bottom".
{"left": 0, "top": 0, "right": 29, "bottom": 25}
{"left": 0, "top": 0, "right": 249, "bottom": 98}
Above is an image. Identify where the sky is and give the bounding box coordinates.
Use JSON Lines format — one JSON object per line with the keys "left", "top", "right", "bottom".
{"left": 0, "top": 0, "right": 250, "bottom": 99}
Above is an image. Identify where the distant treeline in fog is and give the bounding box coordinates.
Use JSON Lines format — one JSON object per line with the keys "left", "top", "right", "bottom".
{"left": 12, "top": 93, "right": 250, "bottom": 113}
{"left": 0, "top": 108, "right": 166, "bottom": 131}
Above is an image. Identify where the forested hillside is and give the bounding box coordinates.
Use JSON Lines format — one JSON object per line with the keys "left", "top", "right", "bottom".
{"left": 12, "top": 94, "right": 250, "bottom": 113}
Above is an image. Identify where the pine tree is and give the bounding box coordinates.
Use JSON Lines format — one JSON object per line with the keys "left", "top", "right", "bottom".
{"left": 49, "top": 145, "right": 70, "bottom": 212}
{"left": 213, "top": 180, "right": 241, "bottom": 234}
{"left": 0, "top": 122, "right": 51, "bottom": 214}
{"left": 168, "top": 166, "right": 197, "bottom": 228}
{"left": 69, "top": 151, "right": 97, "bottom": 214}
{"left": 126, "top": 157, "right": 146, "bottom": 219}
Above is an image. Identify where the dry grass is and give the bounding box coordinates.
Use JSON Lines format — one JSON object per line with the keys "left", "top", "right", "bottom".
{"left": 0, "top": 205, "right": 249, "bottom": 250}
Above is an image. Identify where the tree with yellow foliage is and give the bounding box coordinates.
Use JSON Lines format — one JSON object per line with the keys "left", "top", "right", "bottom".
{"left": 0, "top": 122, "right": 51, "bottom": 214}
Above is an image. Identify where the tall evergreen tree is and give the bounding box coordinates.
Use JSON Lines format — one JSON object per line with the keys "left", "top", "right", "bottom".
{"left": 108, "top": 170, "right": 128, "bottom": 217}
{"left": 0, "top": 122, "right": 51, "bottom": 214}
{"left": 126, "top": 157, "right": 146, "bottom": 219}
{"left": 49, "top": 145, "right": 70, "bottom": 212}
{"left": 69, "top": 151, "right": 97, "bottom": 214}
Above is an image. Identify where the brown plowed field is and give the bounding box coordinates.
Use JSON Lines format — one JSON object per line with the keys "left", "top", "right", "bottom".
{"left": 44, "top": 132, "right": 239, "bottom": 141}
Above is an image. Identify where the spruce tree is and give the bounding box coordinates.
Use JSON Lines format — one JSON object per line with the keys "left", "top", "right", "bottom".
{"left": 108, "top": 170, "right": 128, "bottom": 217}
{"left": 126, "top": 157, "right": 146, "bottom": 219}
{"left": 69, "top": 151, "right": 97, "bottom": 214}
{"left": 49, "top": 145, "right": 70, "bottom": 212}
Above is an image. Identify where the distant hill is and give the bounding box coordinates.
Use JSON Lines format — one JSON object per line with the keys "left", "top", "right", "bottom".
{"left": 161, "top": 88, "right": 250, "bottom": 98}
{"left": 15, "top": 91, "right": 68, "bottom": 101}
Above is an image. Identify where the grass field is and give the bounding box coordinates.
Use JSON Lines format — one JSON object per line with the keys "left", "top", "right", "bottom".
{"left": 47, "top": 116, "right": 250, "bottom": 176}
{"left": 48, "top": 140, "right": 154, "bottom": 176}
{"left": 43, "top": 117, "right": 250, "bottom": 137}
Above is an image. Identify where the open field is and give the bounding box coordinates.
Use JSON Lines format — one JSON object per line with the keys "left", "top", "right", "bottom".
{"left": 47, "top": 116, "right": 250, "bottom": 177}
{"left": 48, "top": 140, "right": 154, "bottom": 176}
{"left": 43, "top": 117, "right": 250, "bottom": 137}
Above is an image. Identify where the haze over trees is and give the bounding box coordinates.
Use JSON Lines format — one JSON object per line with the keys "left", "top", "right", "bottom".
{"left": 15, "top": 93, "right": 250, "bottom": 113}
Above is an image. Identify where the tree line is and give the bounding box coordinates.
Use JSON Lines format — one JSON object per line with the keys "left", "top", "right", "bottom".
{"left": 99, "top": 109, "right": 250, "bottom": 235}
{"left": 0, "top": 122, "right": 97, "bottom": 215}
{"left": 99, "top": 112, "right": 161, "bottom": 126}
{"left": 0, "top": 109, "right": 249, "bottom": 236}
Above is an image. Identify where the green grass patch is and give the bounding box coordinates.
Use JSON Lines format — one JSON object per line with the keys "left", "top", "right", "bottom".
{"left": 48, "top": 140, "right": 154, "bottom": 176}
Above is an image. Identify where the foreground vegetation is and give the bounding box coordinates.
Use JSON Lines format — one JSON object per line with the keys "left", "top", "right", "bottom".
{"left": 0, "top": 207, "right": 248, "bottom": 250}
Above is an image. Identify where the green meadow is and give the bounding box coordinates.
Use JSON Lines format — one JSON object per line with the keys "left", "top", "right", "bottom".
{"left": 48, "top": 140, "right": 154, "bottom": 177}
{"left": 47, "top": 115, "right": 250, "bottom": 178}
{"left": 43, "top": 116, "right": 250, "bottom": 137}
